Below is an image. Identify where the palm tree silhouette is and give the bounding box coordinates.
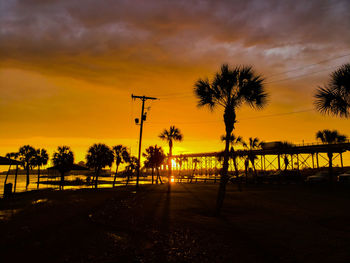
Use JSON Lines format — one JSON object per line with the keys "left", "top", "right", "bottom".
{"left": 278, "top": 141, "right": 294, "bottom": 171}
{"left": 33, "top": 148, "right": 49, "bottom": 189}
{"left": 125, "top": 156, "right": 138, "bottom": 186}
{"left": 243, "top": 137, "right": 263, "bottom": 182}
{"left": 191, "top": 158, "right": 200, "bottom": 183}
{"left": 221, "top": 133, "right": 243, "bottom": 178}
{"left": 159, "top": 126, "right": 183, "bottom": 192}
{"left": 143, "top": 145, "right": 166, "bottom": 184}
{"left": 315, "top": 63, "right": 350, "bottom": 117}
{"left": 112, "top": 145, "right": 130, "bottom": 188}
{"left": 316, "top": 129, "right": 347, "bottom": 182}
{"left": 176, "top": 155, "right": 188, "bottom": 182}
{"left": 194, "top": 64, "right": 267, "bottom": 214}
{"left": 18, "top": 145, "right": 37, "bottom": 189}
{"left": 86, "top": 143, "right": 114, "bottom": 189}
{"left": 53, "top": 146, "right": 74, "bottom": 190}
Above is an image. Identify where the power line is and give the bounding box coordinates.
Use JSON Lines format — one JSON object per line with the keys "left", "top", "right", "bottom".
{"left": 266, "top": 52, "right": 350, "bottom": 78}
{"left": 265, "top": 65, "right": 341, "bottom": 84}
{"left": 153, "top": 52, "right": 350, "bottom": 99}
{"left": 148, "top": 108, "right": 314, "bottom": 125}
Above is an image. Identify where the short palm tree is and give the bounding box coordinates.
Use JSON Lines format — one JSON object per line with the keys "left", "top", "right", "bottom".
{"left": 86, "top": 143, "right": 114, "bottom": 189}
{"left": 316, "top": 129, "right": 347, "bottom": 182}
{"left": 221, "top": 133, "right": 243, "bottom": 179}
{"left": 52, "top": 146, "right": 74, "bottom": 190}
{"left": 143, "top": 145, "right": 166, "bottom": 184}
{"left": 277, "top": 141, "right": 294, "bottom": 171}
{"left": 125, "top": 156, "right": 138, "bottom": 186}
{"left": 176, "top": 155, "right": 188, "bottom": 182}
{"left": 18, "top": 145, "right": 37, "bottom": 189}
{"left": 315, "top": 63, "right": 350, "bottom": 117}
{"left": 243, "top": 137, "right": 263, "bottom": 181}
{"left": 194, "top": 64, "right": 267, "bottom": 214}
{"left": 191, "top": 158, "right": 200, "bottom": 183}
{"left": 112, "top": 145, "right": 130, "bottom": 187}
{"left": 33, "top": 148, "right": 49, "bottom": 189}
{"left": 159, "top": 126, "right": 183, "bottom": 191}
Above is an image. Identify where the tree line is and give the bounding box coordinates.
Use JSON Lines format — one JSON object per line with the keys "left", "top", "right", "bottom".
{"left": 4, "top": 125, "right": 184, "bottom": 191}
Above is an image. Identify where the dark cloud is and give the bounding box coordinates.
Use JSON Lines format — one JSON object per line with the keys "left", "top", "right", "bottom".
{"left": 0, "top": 0, "right": 349, "bottom": 81}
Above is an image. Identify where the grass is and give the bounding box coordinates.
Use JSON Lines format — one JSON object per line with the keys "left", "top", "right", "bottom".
{"left": 1, "top": 183, "right": 350, "bottom": 262}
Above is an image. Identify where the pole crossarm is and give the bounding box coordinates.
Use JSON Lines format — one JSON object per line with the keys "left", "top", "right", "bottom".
{"left": 132, "top": 94, "right": 158, "bottom": 101}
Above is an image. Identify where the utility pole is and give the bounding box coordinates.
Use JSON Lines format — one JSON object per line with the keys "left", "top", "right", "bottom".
{"left": 132, "top": 94, "right": 158, "bottom": 189}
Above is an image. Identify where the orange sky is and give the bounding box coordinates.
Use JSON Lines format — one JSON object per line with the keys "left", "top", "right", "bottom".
{"left": 1, "top": 0, "right": 350, "bottom": 166}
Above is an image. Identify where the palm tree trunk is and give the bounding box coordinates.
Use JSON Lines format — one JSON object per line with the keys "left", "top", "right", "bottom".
{"left": 328, "top": 152, "right": 333, "bottom": 183}
{"left": 251, "top": 160, "right": 258, "bottom": 183}
{"left": 244, "top": 159, "right": 249, "bottom": 184}
{"left": 156, "top": 168, "right": 162, "bottom": 184}
{"left": 26, "top": 165, "right": 30, "bottom": 189}
{"left": 37, "top": 166, "right": 40, "bottom": 189}
{"left": 60, "top": 172, "right": 64, "bottom": 190}
{"left": 14, "top": 165, "right": 18, "bottom": 193}
{"left": 216, "top": 132, "right": 230, "bottom": 215}
{"left": 151, "top": 168, "right": 154, "bottom": 184}
{"left": 113, "top": 164, "right": 119, "bottom": 188}
{"left": 168, "top": 145, "right": 172, "bottom": 193}
{"left": 4, "top": 164, "right": 11, "bottom": 185}
{"left": 95, "top": 168, "right": 100, "bottom": 189}
{"left": 233, "top": 156, "right": 242, "bottom": 191}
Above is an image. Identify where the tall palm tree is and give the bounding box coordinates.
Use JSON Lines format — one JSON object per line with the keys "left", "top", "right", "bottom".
{"left": 52, "top": 146, "right": 74, "bottom": 190}
{"left": 316, "top": 129, "right": 347, "bottom": 182}
{"left": 159, "top": 126, "right": 183, "bottom": 192}
{"left": 112, "top": 145, "right": 130, "bottom": 188}
{"left": 86, "top": 143, "right": 114, "bottom": 189}
{"left": 194, "top": 64, "right": 267, "bottom": 214}
{"left": 143, "top": 145, "right": 166, "bottom": 184}
{"left": 243, "top": 137, "right": 263, "bottom": 182}
{"left": 18, "top": 145, "right": 37, "bottom": 189}
{"left": 315, "top": 63, "right": 350, "bottom": 118}
{"left": 33, "top": 148, "right": 49, "bottom": 189}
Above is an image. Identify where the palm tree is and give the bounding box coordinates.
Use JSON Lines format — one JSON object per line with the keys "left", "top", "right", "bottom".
{"left": 159, "top": 126, "right": 183, "bottom": 192}
{"left": 316, "top": 129, "right": 347, "bottom": 182}
{"left": 194, "top": 64, "right": 267, "bottom": 214}
{"left": 18, "top": 145, "right": 37, "bottom": 189}
{"left": 33, "top": 149, "right": 49, "bottom": 189}
{"left": 244, "top": 157, "right": 250, "bottom": 183}
{"left": 315, "top": 63, "right": 350, "bottom": 117}
{"left": 221, "top": 133, "right": 243, "bottom": 179}
{"left": 86, "top": 143, "right": 114, "bottom": 189}
{"left": 52, "top": 146, "right": 74, "bottom": 190}
{"left": 277, "top": 141, "right": 294, "bottom": 171}
{"left": 191, "top": 158, "right": 200, "bottom": 183}
{"left": 177, "top": 155, "right": 188, "bottom": 182}
{"left": 243, "top": 137, "right": 263, "bottom": 182}
{"left": 143, "top": 145, "right": 166, "bottom": 184}
{"left": 125, "top": 156, "right": 138, "bottom": 186}
{"left": 112, "top": 145, "right": 130, "bottom": 188}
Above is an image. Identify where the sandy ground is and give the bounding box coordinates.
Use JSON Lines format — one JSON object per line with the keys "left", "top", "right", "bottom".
{"left": 1, "top": 183, "right": 350, "bottom": 263}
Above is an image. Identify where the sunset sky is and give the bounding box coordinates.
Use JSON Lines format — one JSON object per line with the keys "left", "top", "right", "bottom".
{"left": 1, "top": 0, "right": 350, "bottom": 165}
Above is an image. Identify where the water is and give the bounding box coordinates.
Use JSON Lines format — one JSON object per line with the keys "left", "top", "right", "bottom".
{"left": 0, "top": 173, "right": 154, "bottom": 197}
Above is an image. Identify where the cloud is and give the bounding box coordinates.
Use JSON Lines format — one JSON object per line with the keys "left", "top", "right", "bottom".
{"left": 0, "top": 0, "right": 349, "bottom": 82}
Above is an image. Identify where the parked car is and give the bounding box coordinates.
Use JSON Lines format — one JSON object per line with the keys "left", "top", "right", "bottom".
{"left": 305, "top": 171, "right": 329, "bottom": 183}
{"left": 338, "top": 171, "right": 350, "bottom": 183}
